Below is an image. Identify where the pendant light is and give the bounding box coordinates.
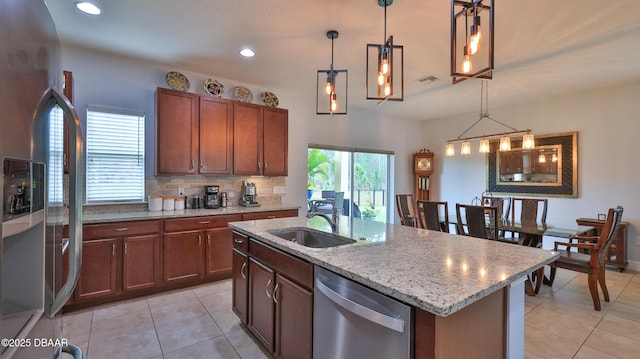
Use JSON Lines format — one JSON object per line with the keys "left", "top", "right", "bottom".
{"left": 446, "top": 80, "right": 534, "bottom": 156}
{"left": 316, "top": 31, "right": 348, "bottom": 115}
{"left": 366, "top": 0, "right": 403, "bottom": 103}
{"left": 451, "top": 0, "right": 494, "bottom": 84}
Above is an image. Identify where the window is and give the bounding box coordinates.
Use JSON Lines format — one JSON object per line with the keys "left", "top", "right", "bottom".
{"left": 308, "top": 146, "right": 394, "bottom": 223}
{"left": 86, "top": 106, "right": 145, "bottom": 203}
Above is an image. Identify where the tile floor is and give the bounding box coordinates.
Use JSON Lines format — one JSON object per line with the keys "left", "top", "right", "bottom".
{"left": 61, "top": 268, "right": 640, "bottom": 359}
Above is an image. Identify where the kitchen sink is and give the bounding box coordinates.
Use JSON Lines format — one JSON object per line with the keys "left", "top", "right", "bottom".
{"left": 268, "top": 228, "right": 356, "bottom": 248}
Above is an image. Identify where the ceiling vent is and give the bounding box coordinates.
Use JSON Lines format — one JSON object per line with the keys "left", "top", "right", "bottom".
{"left": 417, "top": 75, "right": 438, "bottom": 83}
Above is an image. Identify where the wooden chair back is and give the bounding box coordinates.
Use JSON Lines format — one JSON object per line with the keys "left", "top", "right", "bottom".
{"left": 417, "top": 200, "right": 449, "bottom": 232}
{"left": 511, "top": 197, "right": 547, "bottom": 225}
{"left": 593, "top": 206, "right": 624, "bottom": 268}
{"left": 456, "top": 204, "right": 498, "bottom": 240}
{"left": 395, "top": 194, "right": 418, "bottom": 227}
{"left": 482, "top": 196, "right": 511, "bottom": 224}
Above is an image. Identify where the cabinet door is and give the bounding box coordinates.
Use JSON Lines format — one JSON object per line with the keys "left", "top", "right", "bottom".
{"left": 262, "top": 107, "right": 288, "bottom": 176}
{"left": 274, "top": 274, "right": 312, "bottom": 359}
{"left": 163, "top": 230, "right": 204, "bottom": 284}
{"left": 232, "top": 249, "right": 249, "bottom": 324}
{"left": 205, "top": 227, "right": 233, "bottom": 278}
{"left": 76, "top": 238, "right": 120, "bottom": 301}
{"left": 123, "top": 234, "right": 162, "bottom": 292}
{"left": 199, "top": 97, "right": 233, "bottom": 174}
{"left": 249, "top": 258, "right": 275, "bottom": 352}
{"left": 233, "top": 102, "right": 262, "bottom": 175}
{"left": 156, "top": 88, "right": 199, "bottom": 174}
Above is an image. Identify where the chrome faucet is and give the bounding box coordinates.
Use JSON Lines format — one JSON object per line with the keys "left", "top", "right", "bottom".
{"left": 307, "top": 206, "right": 339, "bottom": 233}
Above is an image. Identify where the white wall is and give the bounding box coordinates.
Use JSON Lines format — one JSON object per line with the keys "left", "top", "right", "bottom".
{"left": 422, "top": 80, "right": 640, "bottom": 266}
{"left": 61, "top": 44, "right": 424, "bottom": 220}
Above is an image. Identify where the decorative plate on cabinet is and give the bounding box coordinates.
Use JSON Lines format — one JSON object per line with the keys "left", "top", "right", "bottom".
{"left": 165, "top": 71, "right": 189, "bottom": 91}
{"left": 232, "top": 86, "right": 253, "bottom": 103}
{"left": 203, "top": 78, "right": 224, "bottom": 97}
{"left": 260, "top": 91, "right": 279, "bottom": 107}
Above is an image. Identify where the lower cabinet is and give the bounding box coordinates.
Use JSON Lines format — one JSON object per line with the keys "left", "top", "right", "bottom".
{"left": 163, "top": 230, "right": 204, "bottom": 284}
{"left": 238, "top": 235, "right": 313, "bottom": 359}
{"left": 205, "top": 227, "right": 234, "bottom": 278}
{"left": 75, "top": 238, "right": 121, "bottom": 301}
{"left": 123, "top": 234, "right": 162, "bottom": 292}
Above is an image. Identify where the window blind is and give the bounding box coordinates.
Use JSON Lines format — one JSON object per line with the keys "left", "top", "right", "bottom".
{"left": 86, "top": 106, "right": 145, "bottom": 203}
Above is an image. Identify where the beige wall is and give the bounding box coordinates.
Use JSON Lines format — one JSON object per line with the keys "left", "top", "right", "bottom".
{"left": 421, "top": 80, "right": 640, "bottom": 267}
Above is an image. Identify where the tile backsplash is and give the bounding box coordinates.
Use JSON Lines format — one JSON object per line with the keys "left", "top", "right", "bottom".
{"left": 146, "top": 175, "right": 286, "bottom": 207}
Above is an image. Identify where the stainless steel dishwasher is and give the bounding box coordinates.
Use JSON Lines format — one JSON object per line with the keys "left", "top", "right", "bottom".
{"left": 313, "top": 266, "right": 412, "bottom": 359}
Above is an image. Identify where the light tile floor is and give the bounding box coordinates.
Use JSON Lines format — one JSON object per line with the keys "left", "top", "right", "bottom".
{"left": 62, "top": 268, "right": 640, "bottom": 359}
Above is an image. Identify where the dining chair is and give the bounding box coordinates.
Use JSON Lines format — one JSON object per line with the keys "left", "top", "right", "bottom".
{"left": 416, "top": 200, "right": 449, "bottom": 232}
{"left": 509, "top": 197, "right": 548, "bottom": 244}
{"left": 455, "top": 204, "right": 498, "bottom": 240}
{"left": 547, "top": 206, "right": 624, "bottom": 311}
{"left": 395, "top": 194, "right": 418, "bottom": 227}
{"left": 482, "top": 196, "right": 511, "bottom": 239}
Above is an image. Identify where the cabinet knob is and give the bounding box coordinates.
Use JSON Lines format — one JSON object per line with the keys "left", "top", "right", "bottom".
{"left": 113, "top": 227, "right": 128, "bottom": 232}
{"left": 273, "top": 282, "right": 280, "bottom": 304}
{"left": 266, "top": 278, "right": 273, "bottom": 298}
{"left": 234, "top": 238, "right": 244, "bottom": 244}
{"left": 240, "top": 262, "right": 247, "bottom": 279}
{"left": 199, "top": 221, "right": 211, "bottom": 224}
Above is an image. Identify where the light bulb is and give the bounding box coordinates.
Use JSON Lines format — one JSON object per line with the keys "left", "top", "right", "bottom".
{"left": 499, "top": 136, "right": 511, "bottom": 151}
{"left": 330, "top": 92, "right": 337, "bottom": 112}
{"left": 384, "top": 83, "right": 391, "bottom": 97}
{"left": 461, "top": 45, "right": 472, "bottom": 73}
{"left": 446, "top": 143, "right": 455, "bottom": 156}
{"left": 381, "top": 60, "right": 389, "bottom": 75}
{"left": 469, "top": 15, "right": 481, "bottom": 54}
{"left": 377, "top": 72, "right": 384, "bottom": 86}
{"left": 479, "top": 139, "right": 490, "bottom": 153}
{"left": 325, "top": 81, "right": 332, "bottom": 95}
{"left": 461, "top": 141, "right": 471, "bottom": 155}
{"left": 469, "top": 33, "right": 479, "bottom": 55}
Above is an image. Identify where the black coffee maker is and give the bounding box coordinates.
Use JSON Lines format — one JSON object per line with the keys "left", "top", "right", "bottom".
{"left": 203, "top": 185, "right": 220, "bottom": 209}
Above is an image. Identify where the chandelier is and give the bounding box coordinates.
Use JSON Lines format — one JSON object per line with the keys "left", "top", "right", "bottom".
{"left": 451, "top": 0, "right": 494, "bottom": 84}
{"left": 316, "top": 30, "right": 348, "bottom": 115}
{"left": 446, "top": 80, "right": 534, "bottom": 156}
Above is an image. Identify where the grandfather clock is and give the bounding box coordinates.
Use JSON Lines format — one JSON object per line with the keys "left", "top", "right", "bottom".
{"left": 414, "top": 149, "right": 433, "bottom": 201}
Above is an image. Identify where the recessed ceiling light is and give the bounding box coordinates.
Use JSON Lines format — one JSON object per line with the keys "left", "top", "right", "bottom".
{"left": 239, "top": 48, "right": 255, "bottom": 58}
{"left": 75, "top": 2, "right": 102, "bottom": 15}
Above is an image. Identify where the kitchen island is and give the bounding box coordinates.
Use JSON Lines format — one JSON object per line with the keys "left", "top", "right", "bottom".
{"left": 229, "top": 216, "right": 560, "bottom": 359}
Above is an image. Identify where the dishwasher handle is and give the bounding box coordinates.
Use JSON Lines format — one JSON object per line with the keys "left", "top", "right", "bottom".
{"left": 315, "top": 277, "right": 405, "bottom": 333}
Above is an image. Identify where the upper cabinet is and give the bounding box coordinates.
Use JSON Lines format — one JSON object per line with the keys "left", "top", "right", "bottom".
{"left": 199, "top": 97, "right": 234, "bottom": 175}
{"left": 233, "top": 103, "right": 288, "bottom": 176}
{"left": 156, "top": 88, "right": 199, "bottom": 174}
{"left": 157, "top": 88, "right": 286, "bottom": 176}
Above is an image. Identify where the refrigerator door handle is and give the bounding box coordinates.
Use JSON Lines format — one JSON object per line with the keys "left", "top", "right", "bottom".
{"left": 44, "top": 86, "right": 84, "bottom": 317}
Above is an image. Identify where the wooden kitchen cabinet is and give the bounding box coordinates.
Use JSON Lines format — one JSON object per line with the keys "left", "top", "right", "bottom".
{"left": 576, "top": 217, "right": 629, "bottom": 271}
{"left": 233, "top": 103, "right": 288, "bottom": 176}
{"left": 205, "top": 227, "right": 234, "bottom": 278}
{"left": 75, "top": 238, "right": 121, "bottom": 301}
{"left": 199, "top": 96, "right": 233, "bottom": 175}
{"left": 163, "top": 214, "right": 241, "bottom": 286}
{"left": 274, "top": 274, "right": 313, "bottom": 359}
{"left": 232, "top": 247, "right": 249, "bottom": 324}
{"left": 123, "top": 234, "right": 162, "bottom": 292}
{"left": 156, "top": 87, "right": 199, "bottom": 174}
{"left": 163, "top": 230, "right": 203, "bottom": 284}
{"left": 248, "top": 257, "right": 276, "bottom": 352}
{"left": 262, "top": 107, "right": 288, "bottom": 176}
{"left": 244, "top": 237, "right": 314, "bottom": 358}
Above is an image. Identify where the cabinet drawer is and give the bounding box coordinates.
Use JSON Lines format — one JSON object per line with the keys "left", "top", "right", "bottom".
{"left": 241, "top": 210, "right": 298, "bottom": 221}
{"left": 233, "top": 231, "right": 249, "bottom": 253}
{"left": 249, "top": 239, "right": 312, "bottom": 289}
{"left": 84, "top": 220, "right": 161, "bottom": 239}
{"left": 164, "top": 214, "right": 242, "bottom": 232}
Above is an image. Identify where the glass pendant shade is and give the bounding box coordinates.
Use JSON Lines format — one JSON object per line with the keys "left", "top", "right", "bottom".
{"left": 552, "top": 153, "right": 558, "bottom": 162}
{"left": 461, "top": 141, "right": 471, "bottom": 155}
{"left": 446, "top": 143, "right": 455, "bottom": 156}
{"left": 479, "top": 139, "right": 490, "bottom": 153}
{"left": 499, "top": 136, "right": 511, "bottom": 151}
{"left": 522, "top": 134, "right": 535, "bottom": 149}
{"left": 538, "top": 154, "right": 546, "bottom": 163}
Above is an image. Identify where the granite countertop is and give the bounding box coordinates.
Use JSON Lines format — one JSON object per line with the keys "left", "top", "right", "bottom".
{"left": 57, "top": 204, "right": 300, "bottom": 225}
{"left": 228, "top": 216, "right": 560, "bottom": 317}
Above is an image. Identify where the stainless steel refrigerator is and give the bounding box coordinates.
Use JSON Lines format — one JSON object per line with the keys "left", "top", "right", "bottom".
{"left": 1, "top": 0, "right": 83, "bottom": 357}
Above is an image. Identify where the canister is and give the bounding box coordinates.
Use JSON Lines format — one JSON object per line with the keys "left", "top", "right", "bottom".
{"left": 174, "top": 197, "right": 185, "bottom": 210}
{"left": 163, "top": 197, "right": 175, "bottom": 211}
{"left": 148, "top": 196, "right": 163, "bottom": 211}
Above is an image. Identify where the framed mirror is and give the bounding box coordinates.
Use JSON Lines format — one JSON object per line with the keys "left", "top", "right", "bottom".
{"left": 487, "top": 131, "right": 577, "bottom": 197}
